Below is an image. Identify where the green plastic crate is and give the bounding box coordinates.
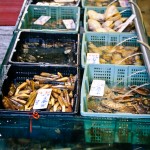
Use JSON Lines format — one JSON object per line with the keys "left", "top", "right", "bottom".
{"left": 18, "top": 5, "right": 80, "bottom": 33}
{"left": 115, "top": 120, "right": 132, "bottom": 143}
{"left": 132, "top": 121, "right": 150, "bottom": 144}
{"left": 81, "top": 32, "right": 140, "bottom": 68}
{"left": 84, "top": 7, "right": 133, "bottom": 33}
{"left": 84, "top": 117, "right": 150, "bottom": 144}
{"left": 81, "top": 64, "right": 150, "bottom": 118}
{"left": 84, "top": 118, "right": 133, "bottom": 144}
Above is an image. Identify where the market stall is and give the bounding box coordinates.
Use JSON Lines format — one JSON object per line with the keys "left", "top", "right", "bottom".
{"left": 0, "top": 0, "right": 150, "bottom": 149}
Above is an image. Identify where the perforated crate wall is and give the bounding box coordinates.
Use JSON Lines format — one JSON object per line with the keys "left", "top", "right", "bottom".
{"left": 84, "top": 118, "right": 115, "bottom": 143}
{"left": 81, "top": 32, "right": 139, "bottom": 68}
{"left": 84, "top": 117, "right": 150, "bottom": 144}
{"left": 132, "top": 121, "right": 150, "bottom": 144}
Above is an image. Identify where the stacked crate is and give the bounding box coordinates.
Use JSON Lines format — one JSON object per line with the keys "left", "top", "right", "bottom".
{"left": 0, "top": 0, "right": 28, "bottom": 25}
{"left": 1, "top": 1, "right": 81, "bottom": 116}
{"left": 80, "top": 0, "right": 150, "bottom": 143}
{"left": 0, "top": 0, "right": 150, "bottom": 145}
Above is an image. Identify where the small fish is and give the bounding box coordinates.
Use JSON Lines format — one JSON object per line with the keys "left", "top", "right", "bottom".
{"left": 129, "top": 85, "right": 150, "bottom": 96}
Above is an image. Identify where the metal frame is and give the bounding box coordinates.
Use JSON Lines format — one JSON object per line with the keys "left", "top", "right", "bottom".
{"left": 130, "top": 0, "right": 150, "bottom": 78}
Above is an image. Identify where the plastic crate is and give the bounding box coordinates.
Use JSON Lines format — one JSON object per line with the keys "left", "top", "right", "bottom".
{"left": 29, "top": 0, "right": 80, "bottom": 6}
{"left": 84, "top": 118, "right": 116, "bottom": 143}
{"left": 132, "top": 121, "right": 150, "bottom": 144}
{"left": 84, "top": 118, "right": 132, "bottom": 144}
{"left": 84, "top": 7, "right": 133, "bottom": 33}
{"left": 84, "top": 117, "right": 150, "bottom": 144}
{"left": 81, "top": 64, "right": 150, "bottom": 118}
{"left": 81, "top": 32, "right": 141, "bottom": 68}
{"left": 18, "top": 5, "right": 80, "bottom": 34}
{"left": 0, "top": 116, "right": 77, "bottom": 141}
{"left": 114, "top": 120, "right": 132, "bottom": 143}
{"left": 1, "top": 65, "right": 80, "bottom": 116}
{"left": 8, "top": 31, "right": 80, "bottom": 66}
{"left": 82, "top": 0, "right": 127, "bottom": 8}
{"left": 0, "top": 0, "right": 28, "bottom": 26}
{"left": 0, "top": 115, "right": 149, "bottom": 144}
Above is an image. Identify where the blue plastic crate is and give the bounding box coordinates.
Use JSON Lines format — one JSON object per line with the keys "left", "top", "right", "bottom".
{"left": 81, "top": 64, "right": 150, "bottom": 118}
{"left": 18, "top": 5, "right": 80, "bottom": 33}
{"left": 84, "top": 7, "right": 133, "bottom": 33}
{"left": 81, "top": 32, "right": 140, "bottom": 68}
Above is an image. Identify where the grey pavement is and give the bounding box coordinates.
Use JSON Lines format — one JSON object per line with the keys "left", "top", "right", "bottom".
{"left": 0, "top": 26, "right": 14, "bottom": 64}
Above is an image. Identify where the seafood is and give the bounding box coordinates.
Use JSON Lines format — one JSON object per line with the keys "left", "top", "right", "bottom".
{"left": 25, "top": 91, "right": 37, "bottom": 110}
{"left": 88, "top": 85, "right": 150, "bottom": 114}
{"left": 44, "top": 19, "right": 65, "bottom": 29}
{"left": 88, "top": 19, "right": 102, "bottom": 31}
{"left": 88, "top": 98, "right": 112, "bottom": 113}
{"left": 100, "top": 99, "right": 126, "bottom": 111}
{"left": 2, "top": 97, "right": 15, "bottom": 110}
{"left": 8, "top": 84, "right": 16, "bottom": 97}
{"left": 133, "top": 103, "right": 147, "bottom": 114}
{"left": 85, "top": 0, "right": 119, "bottom": 7}
{"left": 87, "top": 6, "right": 135, "bottom": 32}
{"left": 36, "top": 0, "right": 78, "bottom": 6}
{"left": 95, "top": 28, "right": 107, "bottom": 32}
{"left": 105, "top": 5, "right": 119, "bottom": 20}
{"left": 16, "top": 37, "right": 76, "bottom": 65}
{"left": 88, "top": 10, "right": 105, "bottom": 21}
{"left": 15, "top": 82, "right": 28, "bottom": 96}
{"left": 2, "top": 72, "right": 77, "bottom": 112}
{"left": 17, "top": 54, "right": 37, "bottom": 62}
{"left": 88, "top": 43, "right": 143, "bottom": 65}
{"left": 102, "top": 20, "right": 114, "bottom": 28}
